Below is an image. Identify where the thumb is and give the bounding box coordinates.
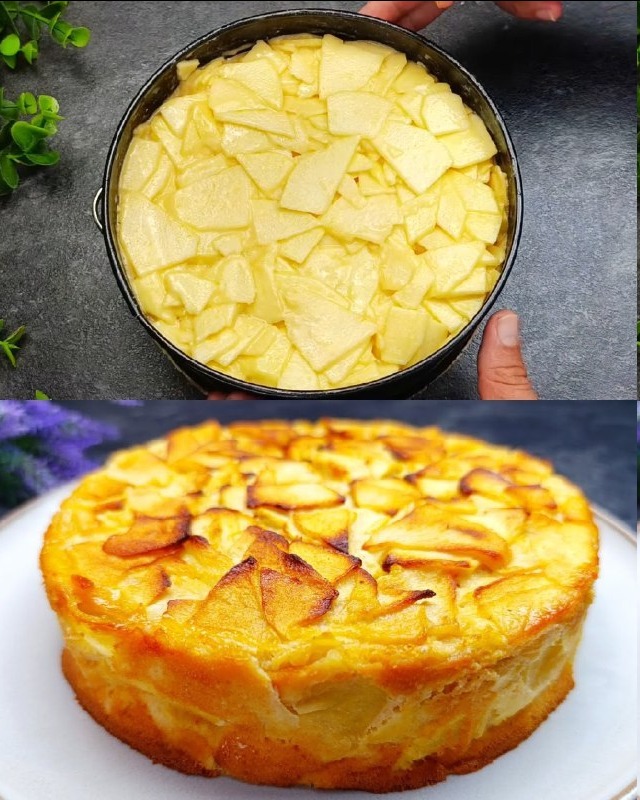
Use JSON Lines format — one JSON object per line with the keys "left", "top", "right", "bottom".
{"left": 477, "top": 311, "right": 538, "bottom": 400}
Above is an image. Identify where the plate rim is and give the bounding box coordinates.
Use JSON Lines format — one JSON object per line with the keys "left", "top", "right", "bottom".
{"left": 0, "top": 486, "right": 636, "bottom": 800}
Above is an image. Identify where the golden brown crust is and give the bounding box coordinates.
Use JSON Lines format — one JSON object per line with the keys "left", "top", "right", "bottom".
{"left": 64, "top": 646, "right": 574, "bottom": 792}
{"left": 42, "top": 419, "right": 598, "bottom": 792}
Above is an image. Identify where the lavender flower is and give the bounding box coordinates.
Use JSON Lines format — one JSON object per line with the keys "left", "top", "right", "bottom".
{"left": 0, "top": 401, "right": 118, "bottom": 513}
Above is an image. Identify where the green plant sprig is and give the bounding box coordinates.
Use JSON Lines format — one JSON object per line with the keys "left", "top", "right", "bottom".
{"left": 0, "top": 1, "right": 90, "bottom": 68}
{"left": 0, "top": 88, "right": 61, "bottom": 193}
{"left": 0, "top": 318, "right": 26, "bottom": 366}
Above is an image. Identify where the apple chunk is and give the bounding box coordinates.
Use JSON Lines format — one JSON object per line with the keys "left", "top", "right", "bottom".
{"left": 372, "top": 120, "right": 452, "bottom": 194}
{"left": 119, "top": 193, "right": 197, "bottom": 275}
{"left": 319, "top": 34, "right": 387, "bottom": 97}
{"left": 174, "top": 166, "right": 252, "bottom": 230}
{"left": 280, "top": 136, "right": 359, "bottom": 215}
{"left": 283, "top": 286, "right": 376, "bottom": 372}
{"left": 327, "top": 92, "right": 392, "bottom": 137}
{"left": 247, "top": 483, "right": 345, "bottom": 510}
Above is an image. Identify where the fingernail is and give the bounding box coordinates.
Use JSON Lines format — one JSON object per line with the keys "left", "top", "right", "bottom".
{"left": 535, "top": 8, "right": 560, "bottom": 21}
{"left": 435, "top": 1, "right": 454, "bottom": 8}
{"left": 496, "top": 313, "right": 520, "bottom": 347}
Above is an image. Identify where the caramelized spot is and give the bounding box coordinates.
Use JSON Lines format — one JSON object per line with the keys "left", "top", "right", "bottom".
{"left": 103, "top": 510, "right": 191, "bottom": 557}
{"left": 459, "top": 469, "right": 511, "bottom": 497}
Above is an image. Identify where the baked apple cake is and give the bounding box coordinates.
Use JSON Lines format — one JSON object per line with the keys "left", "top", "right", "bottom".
{"left": 41, "top": 419, "right": 598, "bottom": 792}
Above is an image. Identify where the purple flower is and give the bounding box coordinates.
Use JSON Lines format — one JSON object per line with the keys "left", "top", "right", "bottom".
{"left": 0, "top": 401, "right": 118, "bottom": 513}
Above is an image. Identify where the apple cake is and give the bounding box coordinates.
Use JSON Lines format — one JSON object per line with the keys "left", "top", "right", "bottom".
{"left": 41, "top": 419, "right": 598, "bottom": 792}
{"left": 117, "top": 33, "right": 509, "bottom": 390}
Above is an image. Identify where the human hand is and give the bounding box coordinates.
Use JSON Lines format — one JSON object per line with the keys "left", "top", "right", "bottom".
{"left": 477, "top": 310, "right": 537, "bottom": 399}
{"left": 359, "top": 1, "right": 562, "bottom": 30}
{"left": 207, "top": 309, "right": 536, "bottom": 401}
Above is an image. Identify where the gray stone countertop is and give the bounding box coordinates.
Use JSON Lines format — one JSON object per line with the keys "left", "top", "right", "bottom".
{"left": 0, "top": 0, "right": 635, "bottom": 399}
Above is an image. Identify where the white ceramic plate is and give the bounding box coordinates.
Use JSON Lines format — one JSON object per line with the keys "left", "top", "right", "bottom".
{"left": 0, "top": 485, "right": 636, "bottom": 800}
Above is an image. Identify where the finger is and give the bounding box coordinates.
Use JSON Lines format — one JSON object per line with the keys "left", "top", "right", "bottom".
{"left": 360, "top": 1, "right": 452, "bottom": 29}
{"left": 477, "top": 311, "right": 538, "bottom": 400}
{"left": 207, "top": 392, "right": 254, "bottom": 400}
{"left": 494, "top": 1, "right": 563, "bottom": 21}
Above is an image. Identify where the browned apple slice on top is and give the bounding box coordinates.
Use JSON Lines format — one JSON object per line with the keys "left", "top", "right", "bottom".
{"left": 365, "top": 504, "right": 510, "bottom": 571}
{"left": 260, "top": 555, "right": 338, "bottom": 636}
{"left": 459, "top": 468, "right": 512, "bottom": 500}
{"left": 247, "top": 483, "right": 345, "bottom": 510}
{"left": 192, "top": 557, "right": 276, "bottom": 641}
{"left": 292, "top": 507, "right": 354, "bottom": 553}
{"left": 102, "top": 511, "right": 191, "bottom": 557}
{"left": 505, "top": 485, "right": 557, "bottom": 511}
{"left": 351, "top": 478, "right": 420, "bottom": 514}
{"left": 165, "top": 421, "right": 221, "bottom": 463}
{"left": 289, "top": 540, "right": 361, "bottom": 583}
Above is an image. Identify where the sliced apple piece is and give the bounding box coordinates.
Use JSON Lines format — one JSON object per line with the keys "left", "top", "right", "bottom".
{"left": 464, "top": 210, "right": 502, "bottom": 244}
{"left": 278, "top": 349, "right": 320, "bottom": 390}
{"left": 292, "top": 507, "right": 354, "bottom": 553}
{"left": 119, "top": 193, "right": 197, "bottom": 275}
{"left": 280, "top": 136, "right": 359, "bottom": 215}
{"left": 192, "top": 328, "right": 239, "bottom": 365}
{"left": 252, "top": 199, "right": 318, "bottom": 243}
{"left": 352, "top": 478, "right": 421, "bottom": 514}
{"left": 242, "top": 328, "right": 291, "bottom": 386}
{"left": 393, "top": 261, "right": 434, "bottom": 308}
{"left": 372, "top": 120, "right": 452, "bottom": 194}
{"left": 279, "top": 228, "right": 324, "bottom": 264}
{"left": 505, "top": 484, "right": 557, "bottom": 511}
{"left": 165, "top": 270, "right": 215, "bottom": 314}
{"left": 327, "top": 92, "right": 392, "bottom": 137}
{"left": 319, "top": 34, "right": 387, "bottom": 97}
{"left": 174, "top": 166, "right": 252, "bottom": 230}
{"left": 379, "top": 306, "right": 429, "bottom": 365}
{"left": 236, "top": 150, "right": 293, "bottom": 194}
{"left": 392, "top": 61, "right": 434, "bottom": 93}
{"left": 365, "top": 504, "right": 510, "bottom": 570}
{"left": 289, "top": 540, "right": 361, "bottom": 583}
{"left": 193, "top": 557, "right": 275, "bottom": 641}
{"left": 437, "top": 185, "right": 466, "bottom": 239}
{"left": 193, "top": 304, "right": 237, "bottom": 342}
{"left": 219, "top": 255, "right": 256, "bottom": 304}
{"left": 324, "top": 195, "right": 401, "bottom": 244}
{"left": 220, "top": 60, "right": 283, "bottom": 108}
{"left": 459, "top": 468, "right": 511, "bottom": 499}
{"left": 220, "top": 123, "right": 272, "bottom": 155}
{"left": 283, "top": 286, "right": 376, "bottom": 372}
{"left": 215, "top": 108, "right": 294, "bottom": 137}
{"left": 120, "top": 139, "right": 163, "bottom": 192}
{"left": 428, "top": 242, "right": 485, "bottom": 295}
{"left": 422, "top": 92, "right": 469, "bottom": 135}
{"left": 260, "top": 561, "right": 338, "bottom": 636}
{"left": 103, "top": 511, "right": 191, "bottom": 557}
{"left": 247, "top": 482, "right": 345, "bottom": 510}
{"left": 439, "top": 113, "right": 498, "bottom": 168}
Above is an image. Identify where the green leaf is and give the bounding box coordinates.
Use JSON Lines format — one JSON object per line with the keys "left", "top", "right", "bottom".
{"left": 20, "top": 148, "right": 59, "bottom": 165}
{"left": 1, "top": 51, "right": 17, "bottom": 67}
{"left": 37, "top": 95, "right": 59, "bottom": 114}
{"left": 0, "top": 32, "right": 20, "bottom": 55}
{"left": 17, "top": 92, "right": 37, "bottom": 115}
{"left": 67, "top": 24, "right": 89, "bottom": 47}
{"left": 34, "top": 390, "right": 50, "bottom": 400}
{"left": 0, "top": 323, "right": 26, "bottom": 367}
{"left": 0, "top": 153, "right": 18, "bottom": 188}
{"left": 10, "top": 120, "right": 49, "bottom": 150}
{"left": 20, "top": 38, "right": 38, "bottom": 62}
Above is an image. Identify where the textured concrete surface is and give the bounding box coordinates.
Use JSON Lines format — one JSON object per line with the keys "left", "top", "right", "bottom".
{"left": 0, "top": 1, "right": 635, "bottom": 399}
{"left": 59, "top": 400, "right": 639, "bottom": 528}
